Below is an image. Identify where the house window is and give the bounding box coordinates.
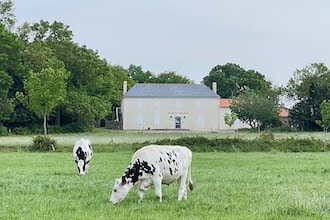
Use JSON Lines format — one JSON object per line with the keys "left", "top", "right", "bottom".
{"left": 136, "top": 100, "right": 142, "bottom": 109}
{"left": 154, "top": 100, "right": 160, "bottom": 109}
{"left": 154, "top": 115, "right": 160, "bottom": 125}
{"left": 195, "top": 100, "right": 201, "bottom": 109}
{"left": 175, "top": 116, "right": 181, "bottom": 129}
{"left": 198, "top": 115, "right": 205, "bottom": 128}
{"left": 176, "top": 100, "right": 181, "bottom": 109}
{"left": 136, "top": 115, "right": 143, "bottom": 127}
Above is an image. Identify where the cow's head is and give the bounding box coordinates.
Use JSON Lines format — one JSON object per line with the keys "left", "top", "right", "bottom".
{"left": 110, "top": 178, "right": 133, "bottom": 204}
{"left": 74, "top": 147, "right": 90, "bottom": 175}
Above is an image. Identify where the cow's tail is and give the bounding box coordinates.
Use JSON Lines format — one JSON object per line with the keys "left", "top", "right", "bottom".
{"left": 188, "top": 163, "right": 193, "bottom": 191}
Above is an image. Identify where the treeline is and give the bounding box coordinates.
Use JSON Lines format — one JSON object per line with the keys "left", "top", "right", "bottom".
{"left": 2, "top": 0, "right": 330, "bottom": 136}
{"left": 0, "top": 17, "right": 190, "bottom": 135}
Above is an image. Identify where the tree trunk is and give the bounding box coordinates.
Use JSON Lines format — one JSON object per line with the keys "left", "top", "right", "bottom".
{"left": 43, "top": 114, "right": 47, "bottom": 137}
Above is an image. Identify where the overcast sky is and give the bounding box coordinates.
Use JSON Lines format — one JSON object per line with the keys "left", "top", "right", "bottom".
{"left": 13, "top": 0, "right": 330, "bottom": 86}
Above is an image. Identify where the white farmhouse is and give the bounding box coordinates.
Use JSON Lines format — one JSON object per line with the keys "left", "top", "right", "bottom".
{"left": 121, "top": 83, "right": 220, "bottom": 131}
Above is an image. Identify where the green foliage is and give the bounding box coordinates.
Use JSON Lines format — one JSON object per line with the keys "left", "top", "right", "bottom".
{"left": 17, "top": 67, "right": 69, "bottom": 136}
{"left": 147, "top": 134, "right": 329, "bottom": 153}
{"left": 128, "top": 64, "right": 154, "bottom": 83}
{"left": 203, "top": 63, "right": 272, "bottom": 98}
{"left": 152, "top": 71, "right": 191, "bottom": 83}
{"left": 128, "top": 64, "right": 191, "bottom": 83}
{"left": 31, "top": 135, "right": 56, "bottom": 151}
{"left": 319, "top": 100, "right": 330, "bottom": 131}
{"left": 0, "top": 0, "right": 15, "bottom": 29}
{"left": 287, "top": 63, "right": 330, "bottom": 131}
{"left": 230, "top": 90, "right": 280, "bottom": 130}
{"left": 0, "top": 125, "right": 8, "bottom": 136}
{"left": 224, "top": 112, "right": 237, "bottom": 128}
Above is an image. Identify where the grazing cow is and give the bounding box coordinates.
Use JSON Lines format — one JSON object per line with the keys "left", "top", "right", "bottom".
{"left": 110, "top": 145, "right": 193, "bottom": 204}
{"left": 73, "top": 138, "right": 93, "bottom": 175}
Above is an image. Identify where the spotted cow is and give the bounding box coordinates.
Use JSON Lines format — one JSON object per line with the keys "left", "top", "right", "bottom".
{"left": 73, "top": 138, "right": 93, "bottom": 175}
{"left": 110, "top": 145, "right": 193, "bottom": 204}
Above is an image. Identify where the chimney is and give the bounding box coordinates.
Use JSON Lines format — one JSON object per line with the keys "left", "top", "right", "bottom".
{"left": 123, "top": 81, "right": 127, "bottom": 95}
{"left": 212, "top": 82, "right": 217, "bottom": 94}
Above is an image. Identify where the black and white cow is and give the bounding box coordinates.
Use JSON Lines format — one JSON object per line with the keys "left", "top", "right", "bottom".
{"left": 73, "top": 138, "right": 93, "bottom": 175}
{"left": 110, "top": 145, "right": 193, "bottom": 204}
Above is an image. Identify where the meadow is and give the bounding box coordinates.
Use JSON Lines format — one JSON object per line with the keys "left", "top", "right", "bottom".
{"left": 1, "top": 130, "right": 330, "bottom": 219}
{"left": 1, "top": 150, "right": 330, "bottom": 219}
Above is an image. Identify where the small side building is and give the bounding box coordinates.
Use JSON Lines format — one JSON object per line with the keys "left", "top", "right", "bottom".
{"left": 121, "top": 83, "right": 220, "bottom": 131}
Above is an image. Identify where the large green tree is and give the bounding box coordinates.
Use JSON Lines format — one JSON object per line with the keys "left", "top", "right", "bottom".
{"left": 152, "top": 71, "right": 191, "bottom": 83}
{"left": 0, "top": 22, "right": 26, "bottom": 128}
{"left": 128, "top": 64, "right": 191, "bottom": 83}
{"left": 286, "top": 63, "right": 330, "bottom": 131}
{"left": 230, "top": 90, "right": 280, "bottom": 130}
{"left": 128, "top": 64, "right": 154, "bottom": 83}
{"left": 17, "top": 67, "right": 69, "bottom": 136}
{"left": 18, "top": 20, "right": 115, "bottom": 131}
{"left": 203, "top": 63, "right": 272, "bottom": 98}
{"left": 0, "top": 70, "right": 14, "bottom": 123}
{"left": 16, "top": 40, "right": 70, "bottom": 136}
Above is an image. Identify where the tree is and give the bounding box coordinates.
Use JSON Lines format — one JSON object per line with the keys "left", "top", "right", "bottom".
{"left": 128, "top": 64, "right": 154, "bottom": 83}
{"left": 16, "top": 67, "right": 69, "bottom": 137}
{"left": 0, "top": 22, "right": 26, "bottom": 129}
{"left": 230, "top": 90, "right": 280, "bottom": 131}
{"left": 128, "top": 65, "right": 192, "bottom": 84}
{"left": 0, "top": 70, "right": 14, "bottom": 123}
{"left": 203, "top": 63, "right": 272, "bottom": 98}
{"left": 18, "top": 20, "right": 115, "bottom": 130}
{"left": 0, "top": 0, "right": 15, "bottom": 29}
{"left": 286, "top": 63, "right": 330, "bottom": 131}
{"left": 318, "top": 100, "right": 330, "bottom": 132}
{"left": 224, "top": 112, "right": 237, "bottom": 129}
{"left": 152, "top": 71, "right": 191, "bottom": 83}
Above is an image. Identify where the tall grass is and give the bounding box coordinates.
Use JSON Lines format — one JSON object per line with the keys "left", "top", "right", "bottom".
{"left": 1, "top": 152, "right": 330, "bottom": 219}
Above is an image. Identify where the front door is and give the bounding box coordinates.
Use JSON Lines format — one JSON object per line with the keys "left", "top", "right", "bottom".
{"left": 175, "top": 116, "right": 181, "bottom": 129}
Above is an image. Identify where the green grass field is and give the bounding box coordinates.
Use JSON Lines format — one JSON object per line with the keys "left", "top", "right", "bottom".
{"left": 1, "top": 151, "right": 330, "bottom": 219}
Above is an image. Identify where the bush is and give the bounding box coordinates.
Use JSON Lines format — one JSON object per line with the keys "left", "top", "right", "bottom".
{"left": 61, "top": 122, "right": 93, "bottom": 133}
{"left": 12, "top": 126, "right": 30, "bottom": 135}
{"left": 31, "top": 136, "right": 56, "bottom": 152}
{"left": 137, "top": 133, "right": 330, "bottom": 153}
{"left": 0, "top": 125, "right": 8, "bottom": 136}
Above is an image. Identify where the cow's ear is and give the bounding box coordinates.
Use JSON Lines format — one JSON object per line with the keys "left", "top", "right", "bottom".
{"left": 121, "top": 178, "right": 127, "bottom": 185}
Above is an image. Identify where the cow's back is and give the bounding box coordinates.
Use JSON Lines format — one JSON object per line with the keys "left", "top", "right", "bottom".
{"left": 73, "top": 138, "right": 92, "bottom": 159}
{"left": 132, "top": 145, "right": 192, "bottom": 184}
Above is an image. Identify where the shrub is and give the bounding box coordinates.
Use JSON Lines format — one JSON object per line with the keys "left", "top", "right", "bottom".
{"left": 12, "top": 126, "right": 30, "bottom": 135}
{"left": 31, "top": 136, "right": 56, "bottom": 152}
{"left": 61, "top": 122, "right": 93, "bottom": 133}
{"left": 0, "top": 125, "right": 8, "bottom": 136}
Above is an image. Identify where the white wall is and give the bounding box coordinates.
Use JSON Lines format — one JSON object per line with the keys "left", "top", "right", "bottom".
{"left": 219, "top": 107, "right": 250, "bottom": 130}
{"left": 122, "top": 97, "right": 220, "bottom": 131}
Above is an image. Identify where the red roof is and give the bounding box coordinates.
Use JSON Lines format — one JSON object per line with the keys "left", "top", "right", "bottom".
{"left": 219, "top": 99, "right": 231, "bottom": 107}
{"left": 220, "top": 98, "right": 289, "bottom": 118}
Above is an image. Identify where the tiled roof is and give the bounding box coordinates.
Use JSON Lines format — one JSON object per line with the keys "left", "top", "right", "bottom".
{"left": 279, "top": 107, "right": 289, "bottom": 117}
{"left": 124, "top": 83, "right": 219, "bottom": 98}
{"left": 220, "top": 99, "right": 231, "bottom": 107}
{"left": 220, "top": 98, "right": 290, "bottom": 118}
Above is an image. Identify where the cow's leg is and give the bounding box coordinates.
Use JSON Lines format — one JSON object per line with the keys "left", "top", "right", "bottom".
{"left": 85, "top": 163, "right": 89, "bottom": 172}
{"left": 153, "top": 177, "right": 162, "bottom": 202}
{"left": 138, "top": 189, "right": 144, "bottom": 203}
{"left": 178, "top": 174, "right": 188, "bottom": 201}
